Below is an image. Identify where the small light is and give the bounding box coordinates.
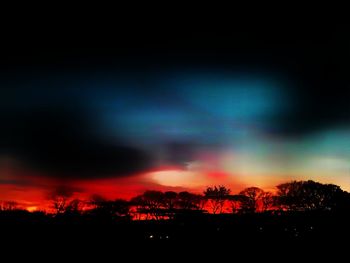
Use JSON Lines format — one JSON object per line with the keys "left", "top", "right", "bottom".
{"left": 165, "top": 235, "right": 169, "bottom": 239}
{"left": 149, "top": 235, "right": 154, "bottom": 239}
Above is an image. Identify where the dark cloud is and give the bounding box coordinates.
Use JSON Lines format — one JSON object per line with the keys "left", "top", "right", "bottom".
{"left": 269, "top": 35, "right": 350, "bottom": 137}
{"left": 0, "top": 106, "right": 152, "bottom": 178}
{"left": 161, "top": 142, "right": 199, "bottom": 166}
{"left": 1, "top": 21, "right": 350, "bottom": 141}
{"left": 49, "top": 185, "right": 83, "bottom": 199}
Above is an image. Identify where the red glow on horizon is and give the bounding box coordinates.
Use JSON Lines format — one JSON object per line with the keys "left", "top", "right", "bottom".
{"left": 0, "top": 165, "right": 346, "bottom": 212}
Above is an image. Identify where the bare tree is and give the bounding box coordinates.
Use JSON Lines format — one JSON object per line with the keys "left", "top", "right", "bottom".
{"left": 130, "top": 194, "right": 147, "bottom": 220}
{"left": 164, "top": 191, "right": 178, "bottom": 210}
{"left": 204, "top": 186, "right": 230, "bottom": 214}
{"left": 49, "top": 186, "right": 74, "bottom": 215}
{"left": 0, "top": 201, "right": 19, "bottom": 211}
{"left": 239, "top": 187, "right": 264, "bottom": 213}
{"left": 112, "top": 199, "right": 131, "bottom": 219}
{"left": 177, "top": 192, "right": 206, "bottom": 211}
{"left": 261, "top": 191, "right": 274, "bottom": 212}
{"left": 194, "top": 194, "right": 207, "bottom": 211}
{"left": 65, "top": 199, "right": 85, "bottom": 215}
{"left": 88, "top": 195, "right": 130, "bottom": 220}
{"left": 228, "top": 195, "right": 243, "bottom": 214}
{"left": 142, "top": 190, "right": 165, "bottom": 220}
{"left": 163, "top": 191, "right": 178, "bottom": 219}
{"left": 131, "top": 191, "right": 165, "bottom": 220}
{"left": 51, "top": 196, "right": 69, "bottom": 214}
{"left": 89, "top": 194, "right": 107, "bottom": 209}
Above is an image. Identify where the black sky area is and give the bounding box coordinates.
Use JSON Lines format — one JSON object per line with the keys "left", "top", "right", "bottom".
{"left": 1, "top": 20, "right": 350, "bottom": 179}
{"left": 2, "top": 22, "right": 349, "bottom": 134}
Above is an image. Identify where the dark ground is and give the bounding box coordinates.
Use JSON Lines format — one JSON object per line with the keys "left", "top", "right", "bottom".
{"left": 1, "top": 211, "right": 349, "bottom": 259}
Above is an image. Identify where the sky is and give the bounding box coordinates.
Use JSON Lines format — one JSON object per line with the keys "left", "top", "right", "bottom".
{"left": 1, "top": 22, "right": 350, "bottom": 210}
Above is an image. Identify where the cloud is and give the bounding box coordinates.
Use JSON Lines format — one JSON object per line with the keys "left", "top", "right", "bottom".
{"left": 160, "top": 141, "right": 199, "bottom": 166}
{"left": 0, "top": 106, "right": 153, "bottom": 179}
{"left": 49, "top": 185, "right": 83, "bottom": 198}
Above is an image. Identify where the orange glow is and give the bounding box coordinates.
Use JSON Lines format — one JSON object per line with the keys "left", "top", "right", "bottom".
{"left": 26, "top": 206, "right": 38, "bottom": 212}
{"left": 151, "top": 170, "right": 202, "bottom": 188}
{"left": 1, "top": 164, "right": 349, "bottom": 212}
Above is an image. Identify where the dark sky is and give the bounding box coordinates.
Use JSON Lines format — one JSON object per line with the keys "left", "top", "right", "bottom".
{"left": 3, "top": 22, "right": 350, "bottom": 134}
{"left": 1, "top": 20, "right": 350, "bottom": 183}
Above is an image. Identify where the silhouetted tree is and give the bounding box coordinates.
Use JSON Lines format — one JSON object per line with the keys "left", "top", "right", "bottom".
{"left": 0, "top": 201, "right": 19, "bottom": 211}
{"left": 112, "top": 199, "right": 131, "bottom": 219}
{"left": 49, "top": 186, "right": 74, "bottom": 215}
{"left": 143, "top": 190, "right": 165, "bottom": 219}
{"left": 90, "top": 194, "right": 107, "bottom": 207}
{"left": 130, "top": 194, "right": 147, "bottom": 220}
{"left": 65, "top": 199, "right": 84, "bottom": 215}
{"left": 177, "top": 191, "right": 206, "bottom": 211}
{"left": 52, "top": 199, "right": 68, "bottom": 214}
{"left": 322, "top": 184, "right": 350, "bottom": 211}
{"left": 239, "top": 187, "right": 264, "bottom": 213}
{"left": 193, "top": 194, "right": 207, "bottom": 211}
{"left": 163, "top": 191, "right": 178, "bottom": 210}
{"left": 261, "top": 192, "right": 274, "bottom": 212}
{"left": 52, "top": 198, "right": 68, "bottom": 214}
{"left": 162, "top": 191, "right": 177, "bottom": 219}
{"left": 89, "top": 195, "right": 131, "bottom": 220}
{"left": 131, "top": 191, "right": 165, "bottom": 220}
{"left": 228, "top": 195, "right": 241, "bottom": 213}
{"left": 204, "top": 186, "right": 230, "bottom": 214}
{"left": 276, "top": 180, "right": 350, "bottom": 211}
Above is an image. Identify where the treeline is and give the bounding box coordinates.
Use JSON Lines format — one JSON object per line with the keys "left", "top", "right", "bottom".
{"left": 1, "top": 180, "right": 350, "bottom": 222}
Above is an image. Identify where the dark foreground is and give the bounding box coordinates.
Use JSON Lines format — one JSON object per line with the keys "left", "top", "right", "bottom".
{"left": 2, "top": 211, "right": 350, "bottom": 252}
{"left": 0, "top": 212, "right": 348, "bottom": 262}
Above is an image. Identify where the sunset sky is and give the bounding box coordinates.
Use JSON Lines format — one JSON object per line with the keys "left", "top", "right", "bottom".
{"left": 1, "top": 24, "right": 350, "bottom": 210}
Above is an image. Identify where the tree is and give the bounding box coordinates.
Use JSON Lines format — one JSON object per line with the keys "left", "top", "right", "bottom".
{"left": 143, "top": 190, "right": 165, "bottom": 219}
{"left": 89, "top": 195, "right": 131, "bottom": 220}
{"left": 65, "top": 199, "right": 84, "bottom": 215}
{"left": 130, "top": 194, "right": 147, "bottom": 220}
{"left": 112, "top": 199, "right": 131, "bottom": 219}
{"left": 90, "top": 194, "right": 107, "bottom": 207}
{"left": 228, "top": 195, "right": 243, "bottom": 214}
{"left": 193, "top": 194, "right": 207, "bottom": 211}
{"left": 162, "top": 191, "right": 178, "bottom": 219}
{"left": 0, "top": 201, "right": 19, "bottom": 211}
{"left": 163, "top": 191, "right": 178, "bottom": 210}
{"left": 204, "top": 186, "right": 230, "bottom": 214}
{"left": 276, "top": 180, "right": 350, "bottom": 211}
{"left": 49, "top": 186, "right": 74, "bottom": 215}
{"left": 177, "top": 191, "right": 206, "bottom": 211}
{"left": 261, "top": 192, "right": 274, "bottom": 212}
{"left": 239, "top": 187, "right": 264, "bottom": 213}
{"left": 131, "top": 191, "right": 165, "bottom": 220}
